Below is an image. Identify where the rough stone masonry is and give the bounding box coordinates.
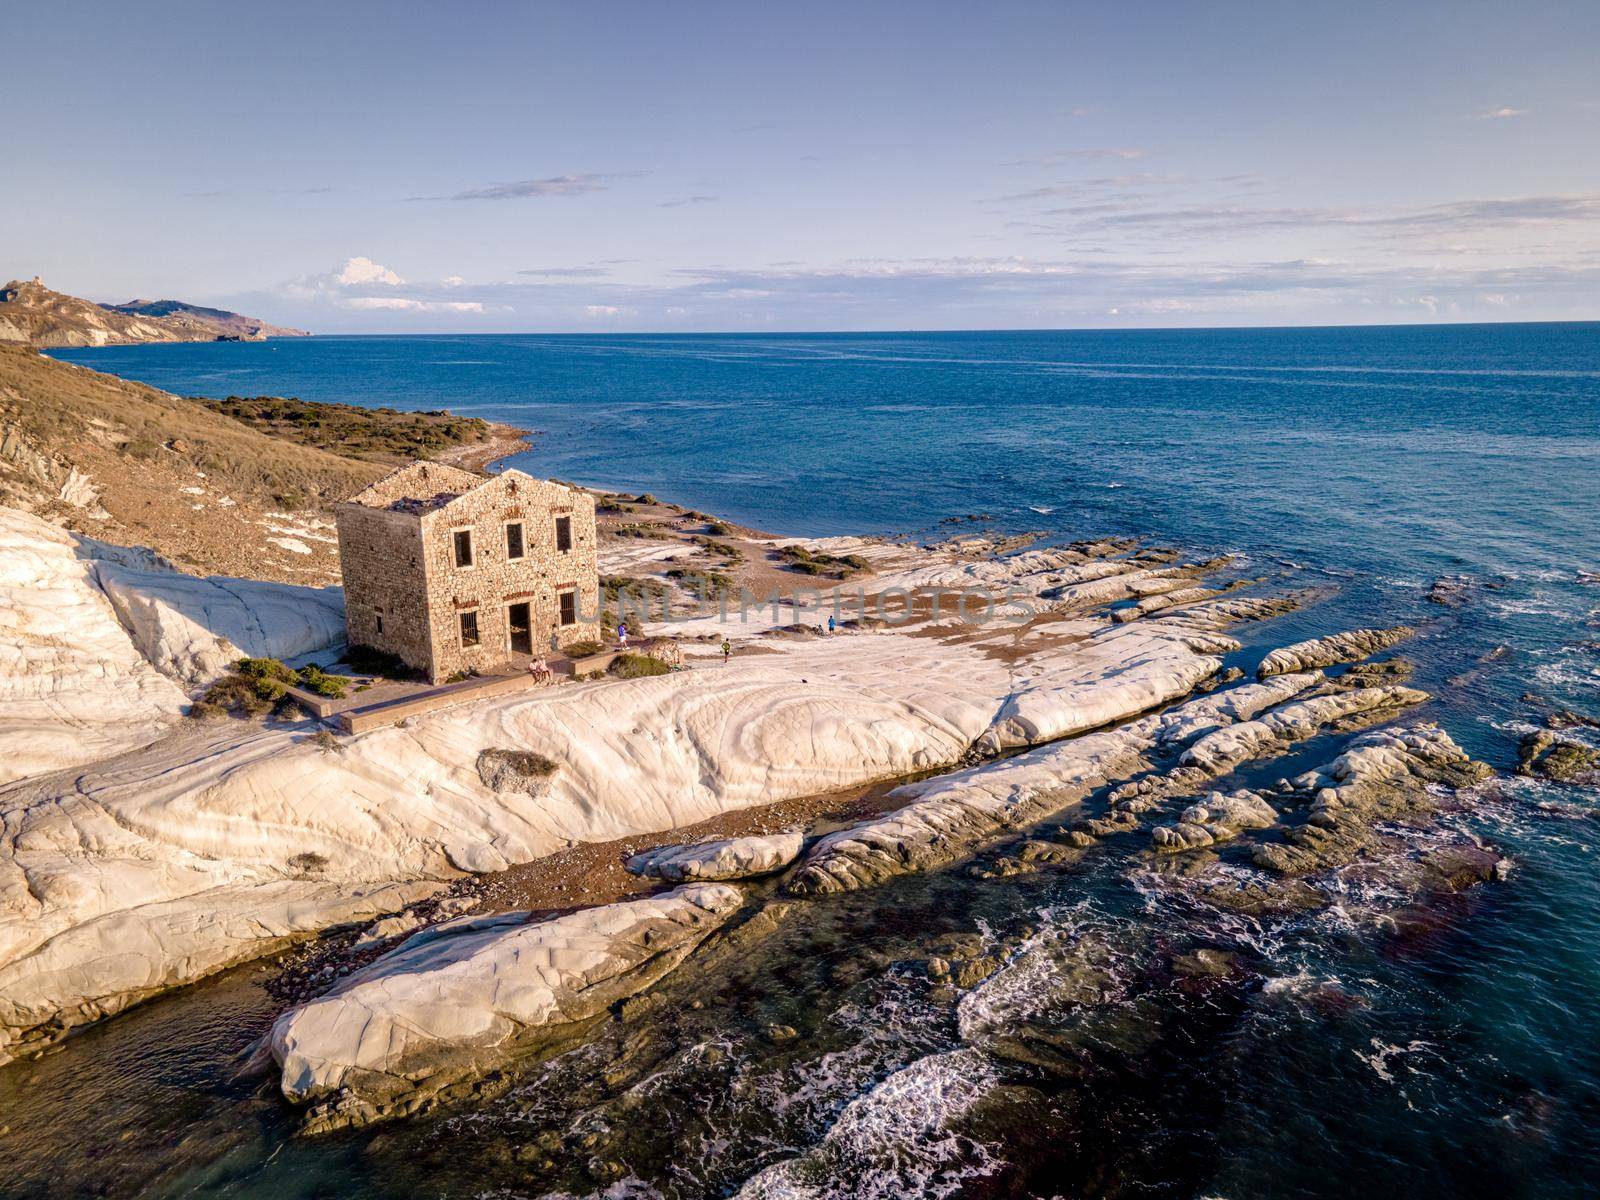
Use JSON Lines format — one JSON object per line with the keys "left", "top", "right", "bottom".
{"left": 335, "top": 462, "right": 600, "bottom": 681}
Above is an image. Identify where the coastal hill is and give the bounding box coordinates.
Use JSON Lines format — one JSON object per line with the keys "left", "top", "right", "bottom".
{"left": 0, "top": 344, "right": 511, "bottom": 581}
{"left": 0, "top": 276, "right": 307, "bottom": 348}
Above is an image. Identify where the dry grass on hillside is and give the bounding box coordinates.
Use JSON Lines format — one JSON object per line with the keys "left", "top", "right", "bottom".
{"left": 0, "top": 344, "right": 383, "bottom": 580}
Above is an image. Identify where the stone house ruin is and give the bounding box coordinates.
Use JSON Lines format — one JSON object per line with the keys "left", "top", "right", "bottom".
{"left": 335, "top": 461, "right": 600, "bottom": 682}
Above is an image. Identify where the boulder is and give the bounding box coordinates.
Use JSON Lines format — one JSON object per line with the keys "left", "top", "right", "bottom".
{"left": 626, "top": 831, "right": 804, "bottom": 881}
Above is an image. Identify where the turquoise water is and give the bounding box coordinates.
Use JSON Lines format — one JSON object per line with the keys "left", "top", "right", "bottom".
{"left": 27, "top": 325, "right": 1600, "bottom": 1197}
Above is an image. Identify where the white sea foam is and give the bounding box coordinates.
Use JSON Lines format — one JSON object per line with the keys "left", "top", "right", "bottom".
{"left": 731, "top": 1049, "right": 1000, "bottom": 1200}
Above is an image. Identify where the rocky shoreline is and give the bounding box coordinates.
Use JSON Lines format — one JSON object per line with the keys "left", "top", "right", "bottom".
{"left": 0, "top": 467, "right": 1548, "bottom": 1180}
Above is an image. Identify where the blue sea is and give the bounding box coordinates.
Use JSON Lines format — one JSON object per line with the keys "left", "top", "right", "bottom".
{"left": 23, "top": 325, "right": 1600, "bottom": 1198}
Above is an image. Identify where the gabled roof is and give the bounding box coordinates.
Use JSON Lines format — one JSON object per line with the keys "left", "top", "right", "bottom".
{"left": 343, "top": 461, "right": 489, "bottom": 513}
{"left": 343, "top": 462, "right": 573, "bottom": 516}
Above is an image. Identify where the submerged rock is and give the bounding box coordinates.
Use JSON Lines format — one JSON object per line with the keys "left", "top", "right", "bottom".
{"left": 1251, "top": 725, "right": 1491, "bottom": 875}
{"left": 270, "top": 883, "right": 744, "bottom": 1129}
{"left": 1256, "top": 627, "right": 1415, "bottom": 678}
{"left": 1517, "top": 731, "right": 1600, "bottom": 783}
{"left": 626, "top": 831, "right": 804, "bottom": 881}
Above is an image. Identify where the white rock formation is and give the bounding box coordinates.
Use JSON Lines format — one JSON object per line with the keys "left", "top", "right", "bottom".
{"left": 0, "top": 606, "right": 1229, "bottom": 1061}
{"left": 1179, "top": 686, "right": 1429, "bottom": 773}
{"left": 627, "top": 832, "right": 805, "bottom": 881}
{"left": 271, "top": 883, "right": 744, "bottom": 1124}
{"left": 0, "top": 508, "right": 186, "bottom": 786}
{"left": 93, "top": 560, "right": 345, "bottom": 685}
{"left": 790, "top": 673, "right": 1324, "bottom": 895}
{"left": 1256, "top": 626, "right": 1414, "bottom": 678}
{"left": 1152, "top": 789, "right": 1279, "bottom": 852}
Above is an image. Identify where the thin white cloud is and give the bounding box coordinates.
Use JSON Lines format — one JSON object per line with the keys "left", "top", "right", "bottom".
{"left": 409, "top": 172, "right": 647, "bottom": 201}
{"left": 1003, "top": 148, "right": 1148, "bottom": 166}
{"left": 1476, "top": 106, "right": 1529, "bottom": 120}
{"left": 660, "top": 195, "right": 719, "bottom": 208}
{"left": 517, "top": 266, "right": 612, "bottom": 278}
{"left": 344, "top": 297, "right": 485, "bottom": 313}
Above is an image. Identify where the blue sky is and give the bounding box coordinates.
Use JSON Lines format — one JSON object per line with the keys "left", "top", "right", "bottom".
{"left": 5, "top": 0, "right": 1597, "bottom": 331}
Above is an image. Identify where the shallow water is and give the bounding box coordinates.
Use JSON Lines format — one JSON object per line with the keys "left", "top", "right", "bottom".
{"left": 24, "top": 325, "right": 1600, "bottom": 1196}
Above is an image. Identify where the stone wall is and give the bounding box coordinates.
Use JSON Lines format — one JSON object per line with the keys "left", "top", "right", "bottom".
{"left": 333, "top": 502, "right": 431, "bottom": 673}
{"left": 336, "top": 466, "right": 601, "bottom": 682}
{"left": 417, "top": 473, "right": 601, "bottom": 680}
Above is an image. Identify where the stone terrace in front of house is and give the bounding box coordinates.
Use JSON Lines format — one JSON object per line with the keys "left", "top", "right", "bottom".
{"left": 335, "top": 461, "right": 601, "bottom": 682}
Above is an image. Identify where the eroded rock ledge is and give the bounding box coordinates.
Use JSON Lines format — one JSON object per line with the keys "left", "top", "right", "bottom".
{"left": 271, "top": 883, "right": 744, "bottom": 1130}
{"left": 1256, "top": 626, "right": 1414, "bottom": 677}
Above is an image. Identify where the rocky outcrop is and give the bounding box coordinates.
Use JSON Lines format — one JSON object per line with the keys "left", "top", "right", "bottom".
{"left": 1256, "top": 626, "right": 1414, "bottom": 678}
{"left": 1151, "top": 789, "right": 1278, "bottom": 852}
{"left": 0, "top": 278, "right": 306, "bottom": 347}
{"left": 0, "top": 540, "right": 1247, "bottom": 1061}
{"left": 788, "top": 673, "right": 1323, "bottom": 896}
{"left": 93, "top": 558, "right": 346, "bottom": 686}
{"left": 1251, "top": 725, "right": 1491, "bottom": 874}
{"left": 627, "top": 832, "right": 804, "bottom": 881}
{"left": 271, "top": 884, "right": 744, "bottom": 1129}
{"left": 1179, "top": 685, "right": 1429, "bottom": 774}
{"left": 1517, "top": 730, "right": 1600, "bottom": 783}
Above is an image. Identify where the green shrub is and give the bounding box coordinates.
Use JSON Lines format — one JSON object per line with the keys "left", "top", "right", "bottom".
{"left": 615, "top": 522, "right": 673, "bottom": 540}
{"left": 299, "top": 665, "right": 350, "bottom": 698}
{"left": 236, "top": 657, "right": 298, "bottom": 683}
{"left": 608, "top": 653, "right": 672, "bottom": 679}
{"left": 666, "top": 568, "right": 733, "bottom": 599}
{"left": 201, "top": 673, "right": 273, "bottom": 716}
{"left": 186, "top": 700, "right": 226, "bottom": 721}
{"left": 691, "top": 535, "right": 742, "bottom": 560}
{"left": 775, "top": 545, "right": 870, "bottom": 579}
{"left": 704, "top": 520, "right": 731, "bottom": 536}
{"left": 563, "top": 639, "right": 604, "bottom": 657}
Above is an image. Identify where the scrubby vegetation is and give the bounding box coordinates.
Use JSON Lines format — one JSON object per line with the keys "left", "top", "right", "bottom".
{"left": 608, "top": 652, "right": 673, "bottom": 679}
{"left": 613, "top": 522, "right": 674, "bottom": 540}
{"left": 775, "top": 544, "right": 871, "bottom": 579}
{"left": 601, "top": 574, "right": 672, "bottom": 603}
{"left": 477, "top": 748, "right": 560, "bottom": 793}
{"left": 196, "top": 395, "right": 495, "bottom": 465}
{"left": 287, "top": 851, "right": 329, "bottom": 875}
{"left": 667, "top": 567, "right": 735, "bottom": 599}
{"left": 198, "top": 657, "right": 350, "bottom": 717}
{"left": 690, "top": 535, "right": 742, "bottom": 560}
{"left": 298, "top": 664, "right": 349, "bottom": 698}
{"left": 563, "top": 640, "right": 605, "bottom": 658}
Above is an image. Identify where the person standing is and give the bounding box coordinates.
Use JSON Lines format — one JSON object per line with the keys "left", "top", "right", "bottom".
{"left": 618, "top": 621, "right": 629, "bottom": 649}
{"left": 721, "top": 637, "right": 732, "bottom": 665}
{"left": 827, "top": 614, "right": 837, "bottom": 634}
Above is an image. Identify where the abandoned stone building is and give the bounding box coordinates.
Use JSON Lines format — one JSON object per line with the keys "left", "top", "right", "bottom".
{"left": 334, "top": 461, "right": 601, "bottom": 682}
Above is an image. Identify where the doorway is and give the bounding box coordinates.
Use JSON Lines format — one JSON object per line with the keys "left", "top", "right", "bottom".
{"left": 507, "top": 601, "right": 533, "bottom": 655}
